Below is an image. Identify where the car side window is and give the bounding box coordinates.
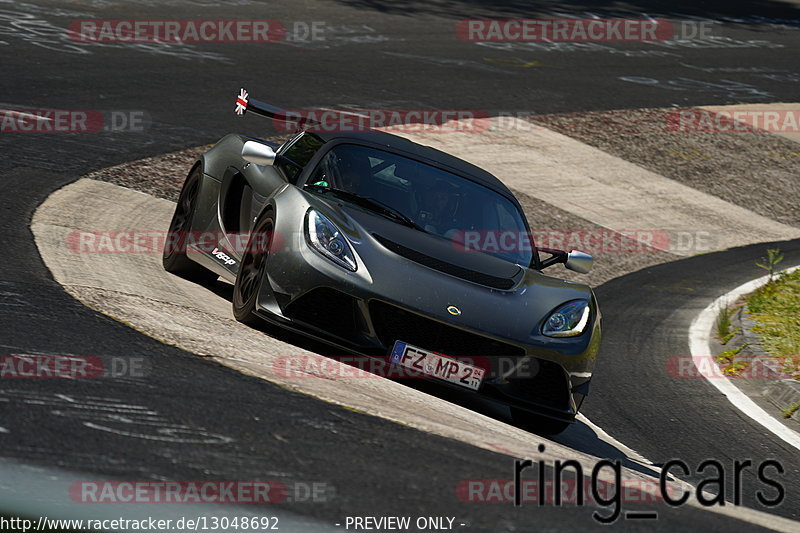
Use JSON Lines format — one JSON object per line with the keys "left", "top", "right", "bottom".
{"left": 275, "top": 133, "right": 325, "bottom": 183}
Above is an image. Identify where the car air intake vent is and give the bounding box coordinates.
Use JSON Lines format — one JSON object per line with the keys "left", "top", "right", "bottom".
{"left": 369, "top": 300, "right": 526, "bottom": 358}
{"left": 373, "top": 234, "right": 516, "bottom": 290}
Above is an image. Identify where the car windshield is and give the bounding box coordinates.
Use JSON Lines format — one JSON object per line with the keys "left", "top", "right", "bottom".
{"left": 307, "top": 143, "right": 533, "bottom": 266}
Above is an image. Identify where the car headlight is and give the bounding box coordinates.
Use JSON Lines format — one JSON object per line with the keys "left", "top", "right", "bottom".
{"left": 305, "top": 209, "right": 357, "bottom": 271}
{"left": 542, "top": 300, "right": 590, "bottom": 338}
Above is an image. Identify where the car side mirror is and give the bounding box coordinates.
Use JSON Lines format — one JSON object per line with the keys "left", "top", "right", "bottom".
{"left": 565, "top": 250, "right": 593, "bottom": 274}
{"left": 242, "top": 141, "right": 276, "bottom": 166}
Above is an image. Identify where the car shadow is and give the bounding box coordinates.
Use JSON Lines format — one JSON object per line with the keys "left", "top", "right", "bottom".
{"left": 204, "top": 277, "right": 660, "bottom": 479}
{"left": 404, "top": 379, "right": 662, "bottom": 479}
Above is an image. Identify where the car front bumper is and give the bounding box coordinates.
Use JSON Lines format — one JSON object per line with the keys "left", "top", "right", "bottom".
{"left": 252, "top": 221, "right": 601, "bottom": 422}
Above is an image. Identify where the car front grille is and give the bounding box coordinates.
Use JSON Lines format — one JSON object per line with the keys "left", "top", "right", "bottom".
{"left": 368, "top": 300, "right": 525, "bottom": 359}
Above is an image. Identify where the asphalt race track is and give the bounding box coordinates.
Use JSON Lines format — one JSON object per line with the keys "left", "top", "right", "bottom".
{"left": 586, "top": 240, "right": 800, "bottom": 519}
{"left": 2, "top": 0, "right": 800, "bottom": 531}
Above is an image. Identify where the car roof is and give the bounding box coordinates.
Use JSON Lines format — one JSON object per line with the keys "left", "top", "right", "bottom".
{"left": 308, "top": 129, "right": 516, "bottom": 200}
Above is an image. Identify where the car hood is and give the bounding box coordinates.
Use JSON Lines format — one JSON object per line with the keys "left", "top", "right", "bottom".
{"left": 294, "top": 190, "right": 596, "bottom": 351}
{"left": 325, "top": 199, "right": 524, "bottom": 287}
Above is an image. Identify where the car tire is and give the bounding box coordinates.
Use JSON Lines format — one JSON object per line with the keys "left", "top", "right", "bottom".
{"left": 163, "top": 165, "right": 218, "bottom": 283}
{"left": 232, "top": 212, "right": 274, "bottom": 327}
{"left": 511, "top": 408, "right": 571, "bottom": 436}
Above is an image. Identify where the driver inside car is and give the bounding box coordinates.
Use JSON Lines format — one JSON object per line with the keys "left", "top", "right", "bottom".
{"left": 310, "top": 148, "right": 371, "bottom": 196}
{"left": 418, "top": 179, "right": 460, "bottom": 238}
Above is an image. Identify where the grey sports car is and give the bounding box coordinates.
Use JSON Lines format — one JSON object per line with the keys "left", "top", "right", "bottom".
{"left": 163, "top": 88, "right": 601, "bottom": 434}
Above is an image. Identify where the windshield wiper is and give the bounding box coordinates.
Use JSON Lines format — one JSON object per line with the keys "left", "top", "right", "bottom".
{"left": 307, "top": 186, "right": 425, "bottom": 232}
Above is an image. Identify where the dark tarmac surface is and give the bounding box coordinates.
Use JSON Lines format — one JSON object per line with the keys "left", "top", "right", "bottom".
{"left": 2, "top": 0, "right": 799, "bottom": 530}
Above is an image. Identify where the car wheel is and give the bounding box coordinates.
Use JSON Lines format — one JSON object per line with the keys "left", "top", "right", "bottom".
{"left": 232, "top": 213, "right": 274, "bottom": 327}
{"left": 511, "top": 408, "right": 571, "bottom": 435}
{"left": 163, "top": 165, "right": 218, "bottom": 283}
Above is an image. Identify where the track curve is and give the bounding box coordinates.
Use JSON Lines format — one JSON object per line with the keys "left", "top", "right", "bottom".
{"left": 4, "top": 0, "right": 800, "bottom": 530}
{"left": 584, "top": 240, "right": 800, "bottom": 520}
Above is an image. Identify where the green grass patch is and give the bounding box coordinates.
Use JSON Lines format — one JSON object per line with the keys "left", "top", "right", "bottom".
{"left": 746, "top": 269, "right": 800, "bottom": 381}
{"left": 715, "top": 344, "right": 750, "bottom": 376}
{"left": 715, "top": 304, "right": 734, "bottom": 344}
{"left": 782, "top": 402, "right": 800, "bottom": 419}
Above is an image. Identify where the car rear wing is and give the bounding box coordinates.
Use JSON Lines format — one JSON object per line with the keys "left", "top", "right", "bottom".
{"left": 234, "top": 87, "right": 317, "bottom": 130}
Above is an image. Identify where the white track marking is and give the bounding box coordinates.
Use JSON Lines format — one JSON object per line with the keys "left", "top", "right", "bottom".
{"left": 577, "top": 414, "right": 653, "bottom": 465}
{"left": 0, "top": 109, "right": 53, "bottom": 121}
{"left": 689, "top": 266, "right": 800, "bottom": 451}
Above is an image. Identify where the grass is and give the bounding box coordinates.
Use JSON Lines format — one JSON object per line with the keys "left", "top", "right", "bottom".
{"left": 715, "top": 304, "right": 734, "bottom": 344}
{"left": 745, "top": 269, "right": 800, "bottom": 381}
{"left": 716, "top": 344, "right": 750, "bottom": 376}
{"left": 782, "top": 402, "right": 800, "bottom": 419}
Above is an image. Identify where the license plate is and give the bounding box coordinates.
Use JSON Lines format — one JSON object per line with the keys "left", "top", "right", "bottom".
{"left": 389, "top": 340, "right": 485, "bottom": 391}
